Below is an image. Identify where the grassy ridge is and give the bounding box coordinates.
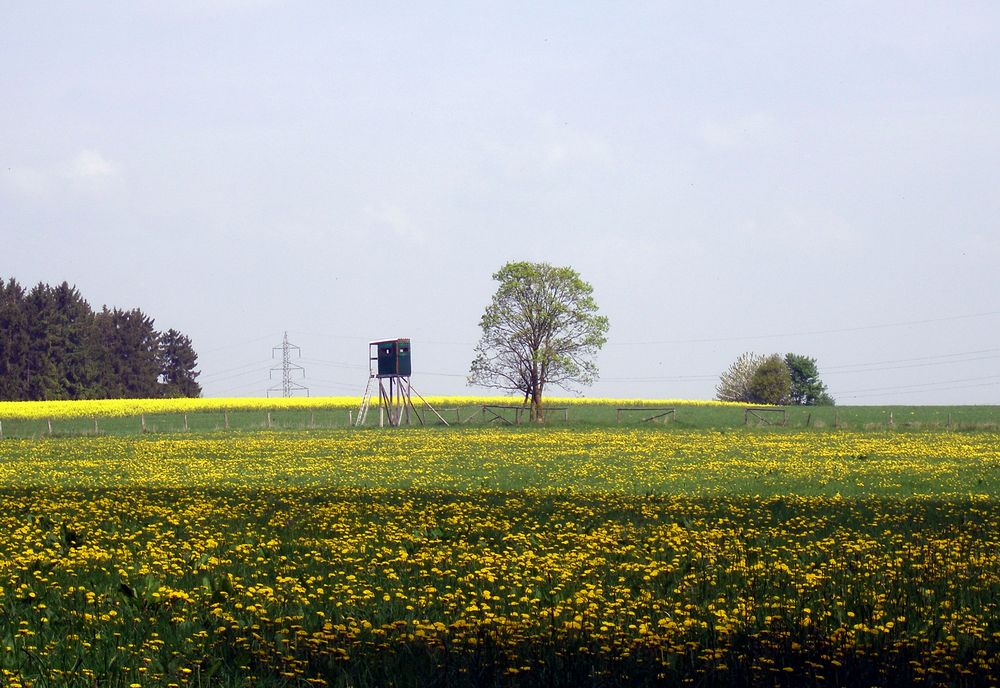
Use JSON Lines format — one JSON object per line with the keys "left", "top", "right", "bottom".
{"left": 1, "top": 401, "right": 998, "bottom": 437}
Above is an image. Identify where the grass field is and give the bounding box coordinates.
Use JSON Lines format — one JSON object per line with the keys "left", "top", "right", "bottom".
{"left": 1, "top": 397, "right": 998, "bottom": 437}
{"left": 1, "top": 422, "right": 999, "bottom": 687}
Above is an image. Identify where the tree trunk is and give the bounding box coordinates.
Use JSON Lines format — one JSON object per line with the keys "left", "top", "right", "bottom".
{"left": 531, "top": 387, "right": 543, "bottom": 422}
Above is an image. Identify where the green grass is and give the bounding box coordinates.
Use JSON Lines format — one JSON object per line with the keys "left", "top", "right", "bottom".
{"left": 1, "top": 402, "right": 997, "bottom": 438}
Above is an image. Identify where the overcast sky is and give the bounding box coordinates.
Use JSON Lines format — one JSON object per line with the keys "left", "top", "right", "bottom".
{"left": 3, "top": 2, "right": 998, "bottom": 404}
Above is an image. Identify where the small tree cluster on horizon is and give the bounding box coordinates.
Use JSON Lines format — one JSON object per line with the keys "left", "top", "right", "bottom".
{"left": 0, "top": 277, "right": 201, "bottom": 401}
{"left": 716, "top": 352, "right": 833, "bottom": 406}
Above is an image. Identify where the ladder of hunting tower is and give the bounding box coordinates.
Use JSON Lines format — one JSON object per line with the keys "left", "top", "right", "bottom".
{"left": 355, "top": 375, "right": 375, "bottom": 427}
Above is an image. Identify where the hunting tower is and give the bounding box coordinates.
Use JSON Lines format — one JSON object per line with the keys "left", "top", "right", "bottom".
{"left": 356, "top": 338, "right": 447, "bottom": 428}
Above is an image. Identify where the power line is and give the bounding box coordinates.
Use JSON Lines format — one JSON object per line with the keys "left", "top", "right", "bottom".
{"left": 202, "top": 367, "right": 271, "bottom": 385}
{"left": 822, "top": 347, "right": 1000, "bottom": 372}
{"left": 203, "top": 327, "right": 1000, "bottom": 396}
{"left": 599, "top": 347, "right": 1000, "bottom": 384}
{"left": 606, "top": 309, "right": 1000, "bottom": 346}
{"left": 200, "top": 332, "right": 284, "bottom": 355}
{"left": 834, "top": 374, "right": 1000, "bottom": 396}
{"left": 299, "top": 357, "right": 369, "bottom": 371}
{"left": 823, "top": 355, "right": 1000, "bottom": 376}
{"left": 299, "top": 377, "right": 361, "bottom": 392}
{"left": 301, "top": 356, "right": 466, "bottom": 378}
{"left": 601, "top": 373, "right": 719, "bottom": 382}
{"left": 837, "top": 380, "right": 1000, "bottom": 400}
{"left": 199, "top": 359, "right": 273, "bottom": 380}
{"left": 213, "top": 378, "right": 273, "bottom": 395}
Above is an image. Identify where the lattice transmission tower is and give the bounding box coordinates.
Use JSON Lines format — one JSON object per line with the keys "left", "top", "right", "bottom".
{"left": 267, "top": 331, "right": 309, "bottom": 397}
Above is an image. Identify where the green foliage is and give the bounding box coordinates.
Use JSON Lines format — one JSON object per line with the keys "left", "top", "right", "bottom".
{"left": 159, "top": 329, "right": 202, "bottom": 397}
{"left": 0, "top": 278, "right": 30, "bottom": 400}
{"left": 469, "top": 262, "right": 609, "bottom": 421}
{"left": 749, "top": 354, "right": 792, "bottom": 405}
{"left": 720, "top": 352, "right": 832, "bottom": 406}
{"left": 785, "top": 353, "right": 833, "bottom": 405}
{"left": 0, "top": 276, "right": 201, "bottom": 400}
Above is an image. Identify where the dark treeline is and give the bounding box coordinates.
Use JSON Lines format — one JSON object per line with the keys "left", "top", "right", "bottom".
{"left": 0, "top": 277, "right": 201, "bottom": 401}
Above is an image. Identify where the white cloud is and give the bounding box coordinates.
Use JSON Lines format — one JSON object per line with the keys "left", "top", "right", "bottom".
{"left": 1, "top": 149, "right": 121, "bottom": 199}
{"left": 62, "top": 149, "right": 118, "bottom": 182}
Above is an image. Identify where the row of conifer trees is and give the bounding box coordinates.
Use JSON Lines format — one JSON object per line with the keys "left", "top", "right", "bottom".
{"left": 0, "top": 277, "right": 201, "bottom": 401}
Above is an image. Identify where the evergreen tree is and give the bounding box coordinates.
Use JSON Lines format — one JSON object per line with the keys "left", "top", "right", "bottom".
{"left": 159, "top": 329, "right": 202, "bottom": 397}
{"left": 51, "top": 282, "right": 97, "bottom": 398}
{"left": 0, "top": 277, "right": 202, "bottom": 400}
{"left": 0, "top": 278, "right": 30, "bottom": 400}
{"left": 784, "top": 353, "right": 834, "bottom": 405}
{"left": 91, "top": 307, "right": 163, "bottom": 398}
{"left": 24, "top": 283, "right": 65, "bottom": 400}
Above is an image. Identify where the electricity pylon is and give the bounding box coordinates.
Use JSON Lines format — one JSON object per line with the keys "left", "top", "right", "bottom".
{"left": 267, "top": 331, "right": 309, "bottom": 397}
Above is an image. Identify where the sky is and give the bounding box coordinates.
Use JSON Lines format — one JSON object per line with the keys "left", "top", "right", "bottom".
{"left": 2, "top": 2, "right": 999, "bottom": 404}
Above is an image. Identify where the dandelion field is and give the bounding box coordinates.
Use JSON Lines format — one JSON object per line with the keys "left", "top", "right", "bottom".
{"left": 2, "top": 428, "right": 999, "bottom": 686}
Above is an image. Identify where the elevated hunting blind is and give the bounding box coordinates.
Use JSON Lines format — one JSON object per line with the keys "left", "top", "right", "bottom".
{"left": 355, "top": 338, "right": 448, "bottom": 428}
{"left": 375, "top": 338, "right": 411, "bottom": 377}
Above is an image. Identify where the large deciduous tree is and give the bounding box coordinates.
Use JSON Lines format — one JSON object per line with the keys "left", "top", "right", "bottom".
{"left": 469, "top": 261, "right": 609, "bottom": 421}
{"left": 748, "top": 354, "right": 792, "bottom": 405}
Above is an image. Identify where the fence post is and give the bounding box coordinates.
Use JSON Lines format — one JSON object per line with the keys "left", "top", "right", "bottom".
{"left": 267, "top": 411, "right": 272, "bottom": 429}
{"left": 48, "top": 418, "right": 53, "bottom": 436}
{"left": 94, "top": 417, "right": 99, "bottom": 435}
{"left": 224, "top": 411, "right": 229, "bottom": 430}
{"left": 184, "top": 414, "right": 189, "bottom": 432}
{"left": 348, "top": 409, "right": 353, "bottom": 426}
{"left": 0, "top": 420, "right": 3, "bottom": 439}
{"left": 141, "top": 414, "right": 146, "bottom": 433}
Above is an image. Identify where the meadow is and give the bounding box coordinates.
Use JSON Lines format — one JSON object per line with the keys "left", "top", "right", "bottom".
{"left": 1, "top": 405, "right": 999, "bottom": 686}
{"left": 0, "top": 396, "right": 997, "bottom": 437}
